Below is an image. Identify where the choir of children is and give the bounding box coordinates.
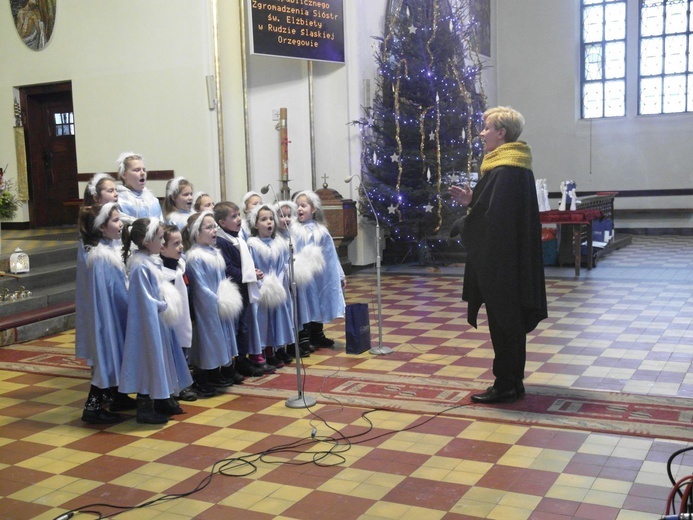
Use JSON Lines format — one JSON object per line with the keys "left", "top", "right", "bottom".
{"left": 76, "top": 161, "right": 344, "bottom": 425}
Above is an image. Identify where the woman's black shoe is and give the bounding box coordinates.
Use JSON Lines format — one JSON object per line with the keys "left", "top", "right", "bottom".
{"left": 470, "top": 387, "right": 517, "bottom": 404}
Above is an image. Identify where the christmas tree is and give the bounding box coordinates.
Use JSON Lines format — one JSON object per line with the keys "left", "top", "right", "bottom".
{"left": 354, "top": 0, "right": 487, "bottom": 250}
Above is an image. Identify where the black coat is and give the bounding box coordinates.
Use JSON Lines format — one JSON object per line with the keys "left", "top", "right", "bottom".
{"left": 462, "top": 165, "right": 547, "bottom": 333}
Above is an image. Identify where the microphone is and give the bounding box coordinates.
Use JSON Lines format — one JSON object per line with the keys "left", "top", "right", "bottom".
{"left": 260, "top": 183, "right": 278, "bottom": 203}
{"left": 344, "top": 175, "right": 358, "bottom": 184}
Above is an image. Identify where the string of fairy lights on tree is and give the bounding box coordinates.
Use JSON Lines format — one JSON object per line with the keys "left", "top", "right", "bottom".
{"left": 353, "top": 0, "right": 487, "bottom": 244}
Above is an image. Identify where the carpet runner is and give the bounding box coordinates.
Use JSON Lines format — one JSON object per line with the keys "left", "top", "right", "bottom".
{"left": 4, "top": 343, "right": 692, "bottom": 442}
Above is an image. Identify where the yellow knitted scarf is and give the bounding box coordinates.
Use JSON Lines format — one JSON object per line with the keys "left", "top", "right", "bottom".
{"left": 480, "top": 141, "right": 533, "bottom": 176}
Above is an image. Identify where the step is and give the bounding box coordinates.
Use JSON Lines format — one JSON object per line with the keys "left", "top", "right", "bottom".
{"left": 1, "top": 243, "right": 78, "bottom": 271}
{"left": 0, "top": 304, "right": 75, "bottom": 346}
{"left": 0, "top": 260, "right": 76, "bottom": 294}
{"left": 0, "top": 282, "right": 76, "bottom": 318}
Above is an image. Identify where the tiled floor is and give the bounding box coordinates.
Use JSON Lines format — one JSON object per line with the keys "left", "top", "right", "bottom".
{"left": 1, "top": 234, "right": 693, "bottom": 519}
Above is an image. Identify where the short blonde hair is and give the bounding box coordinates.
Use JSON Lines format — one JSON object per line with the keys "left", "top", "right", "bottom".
{"left": 483, "top": 106, "right": 525, "bottom": 143}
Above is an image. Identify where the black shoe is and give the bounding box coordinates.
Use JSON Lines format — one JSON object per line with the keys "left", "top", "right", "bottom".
{"left": 310, "top": 333, "right": 335, "bottom": 348}
{"left": 266, "top": 356, "right": 285, "bottom": 368}
{"left": 252, "top": 361, "right": 276, "bottom": 374}
{"left": 208, "top": 370, "right": 234, "bottom": 388}
{"left": 298, "top": 345, "right": 311, "bottom": 358}
{"left": 284, "top": 344, "right": 297, "bottom": 359}
{"left": 235, "top": 357, "right": 265, "bottom": 377}
{"left": 191, "top": 382, "right": 221, "bottom": 398}
{"left": 154, "top": 397, "right": 184, "bottom": 415}
{"left": 299, "top": 329, "right": 315, "bottom": 352}
{"left": 82, "top": 408, "right": 122, "bottom": 424}
{"left": 176, "top": 387, "right": 198, "bottom": 402}
{"left": 470, "top": 387, "right": 517, "bottom": 404}
{"left": 516, "top": 382, "right": 526, "bottom": 398}
{"left": 221, "top": 366, "right": 245, "bottom": 385}
{"left": 276, "top": 348, "right": 292, "bottom": 364}
{"left": 484, "top": 383, "right": 526, "bottom": 398}
{"left": 309, "top": 322, "right": 334, "bottom": 348}
{"left": 136, "top": 395, "right": 169, "bottom": 424}
{"left": 109, "top": 392, "right": 137, "bottom": 412}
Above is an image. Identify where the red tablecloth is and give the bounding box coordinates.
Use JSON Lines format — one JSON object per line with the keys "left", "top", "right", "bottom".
{"left": 539, "top": 209, "right": 603, "bottom": 223}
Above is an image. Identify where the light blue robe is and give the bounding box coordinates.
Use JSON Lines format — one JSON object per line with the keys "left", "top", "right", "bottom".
{"left": 119, "top": 252, "right": 192, "bottom": 399}
{"left": 77, "top": 239, "right": 128, "bottom": 389}
{"left": 247, "top": 236, "right": 295, "bottom": 348}
{"left": 116, "top": 185, "right": 163, "bottom": 224}
{"left": 74, "top": 240, "right": 90, "bottom": 363}
{"left": 161, "top": 258, "right": 192, "bottom": 349}
{"left": 292, "top": 221, "right": 345, "bottom": 325}
{"left": 166, "top": 210, "right": 192, "bottom": 231}
{"left": 185, "top": 245, "right": 239, "bottom": 369}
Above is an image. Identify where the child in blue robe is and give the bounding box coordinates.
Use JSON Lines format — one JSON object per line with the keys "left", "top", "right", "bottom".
{"left": 292, "top": 190, "right": 346, "bottom": 351}
{"left": 114, "top": 152, "right": 163, "bottom": 224}
{"left": 76, "top": 203, "right": 129, "bottom": 424}
{"left": 214, "top": 201, "right": 274, "bottom": 377}
{"left": 246, "top": 204, "right": 295, "bottom": 366}
{"left": 183, "top": 211, "right": 244, "bottom": 396}
{"left": 240, "top": 191, "right": 262, "bottom": 240}
{"left": 76, "top": 173, "right": 119, "bottom": 366}
{"left": 163, "top": 177, "right": 194, "bottom": 230}
{"left": 160, "top": 225, "right": 197, "bottom": 402}
{"left": 119, "top": 218, "right": 192, "bottom": 424}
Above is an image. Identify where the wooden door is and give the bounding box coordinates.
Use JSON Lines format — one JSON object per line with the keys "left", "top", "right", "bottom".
{"left": 22, "top": 82, "right": 78, "bottom": 227}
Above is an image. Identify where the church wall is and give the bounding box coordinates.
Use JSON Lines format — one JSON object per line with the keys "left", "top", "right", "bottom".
{"left": 494, "top": 0, "right": 692, "bottom": 229}
{"left": 0, "top": 0, "right": 220, "bottom": 222}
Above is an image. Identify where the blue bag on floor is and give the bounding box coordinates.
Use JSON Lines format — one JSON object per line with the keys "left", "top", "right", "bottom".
{"left": 345, "top": 303, "right": 371, "bottom": 354}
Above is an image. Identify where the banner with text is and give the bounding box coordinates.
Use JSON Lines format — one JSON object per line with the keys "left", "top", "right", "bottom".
{"left": 249, "top": 0, "right": 344, "bottom": 63}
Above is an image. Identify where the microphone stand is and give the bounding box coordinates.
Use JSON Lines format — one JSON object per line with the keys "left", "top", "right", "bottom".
{"left": 347, "top": 176, "right": 392, "bottom": 355}
{"left": 263, "top": 182, "right": 316, "bottom": 408}
{"left": 285, "top": 230, "right": 316, "bottom": 409}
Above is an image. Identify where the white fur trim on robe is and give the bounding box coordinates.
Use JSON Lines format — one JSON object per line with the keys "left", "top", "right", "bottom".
{"left": 293, "top": 244, "right": 325, "bottom": 287}
{"left": 258, "top": 272, "right": 288, "bottom": 309}
{"left": 217, "top": 278, "right": 243, "bottom": 320}
{"left": 159, "top": 278, "right": 184, "bottom": 326}
{"left": 86, "top": 241, "right": 126, "bottom": 274}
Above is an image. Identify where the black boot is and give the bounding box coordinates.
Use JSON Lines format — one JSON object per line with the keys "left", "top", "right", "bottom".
{"left": 136, "top": 394, "right": 169, "bottom": 424}
{"left": 109, "top": 387, "right": 137, "bottom": 412}
{"left": 207, "top": 368, "right": 234, "bottom": 388}
{"left": 309, "top": 322, "right": 334, "bottom": 348}
{"left": 234, "top": 356, "right": 265, "bottom": 377}
{"left": 190, "top": 369, "right": 221, "bottom": 397}
{"left": 299, "top": 327, "right": 313, "bottom": 355}
{"left": 275, "top": 347, "right": 292, "bottom": 364}
{"left": 154, "top": 396, "right": 184, "bottom": 415}
{"left": 82, "top": 385, "right": 122, "bottom": 424}
{"left": 221, "top": 364, "right": 245, "bottom": 385}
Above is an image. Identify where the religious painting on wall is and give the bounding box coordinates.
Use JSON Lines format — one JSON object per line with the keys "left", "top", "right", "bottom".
{"left": 470, "top": 0, "right": 490, "bottom": 57}
{"left": 10, "top": 0, "right": 56, "bottom": 51}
